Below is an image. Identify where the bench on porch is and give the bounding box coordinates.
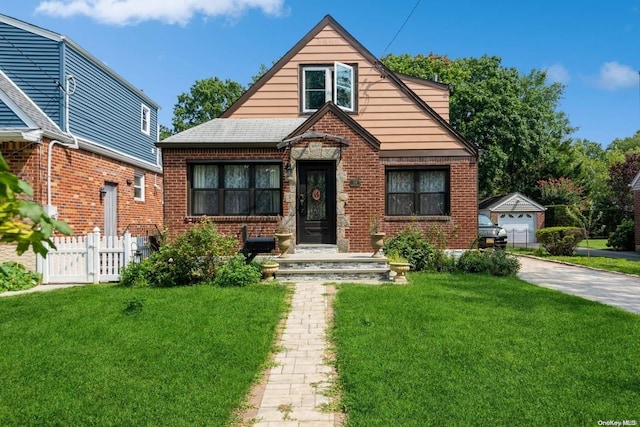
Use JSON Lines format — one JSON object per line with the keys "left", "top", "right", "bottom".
{"left": 239, "top": 225, "right": 276, "bottom": 263}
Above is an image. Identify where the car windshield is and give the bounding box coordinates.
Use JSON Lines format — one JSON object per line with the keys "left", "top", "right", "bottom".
{"left": 478, "top": 214, "right": 495, "bottom": 226}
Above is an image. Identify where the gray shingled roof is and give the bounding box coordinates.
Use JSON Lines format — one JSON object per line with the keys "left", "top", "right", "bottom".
{"left": 0, "top": 70, "right": 71, "bottom": 142}
{"left": 162, "top": 118, "right": 307, "bottom": 144}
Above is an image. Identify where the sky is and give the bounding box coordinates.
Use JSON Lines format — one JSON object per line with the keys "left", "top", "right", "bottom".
{"left": 2, "top": 0, "right": 639, "bottom": 146}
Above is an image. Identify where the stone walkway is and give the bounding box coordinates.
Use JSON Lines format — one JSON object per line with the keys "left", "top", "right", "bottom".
{"left": 245, "top": 281, "right": 341, "bottom": 427}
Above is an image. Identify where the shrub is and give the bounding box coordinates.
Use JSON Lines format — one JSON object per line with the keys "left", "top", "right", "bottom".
{"left": 120, "top": 221, "right": 240, "bottom": 287}
{"left": 384, "top": 227, "right": 435, "bottom": 271}
{"left": 212, "top": 256, "right": 261, "bottom": 287}
{"left": 456, "top": 250, "right": 491, "bottom": 274}
{"left": 0, "top": 262, "right": 41, "bottom": 292}
{"left": 535, "top": 227, "right": 585, "bottom": 256}
{"left": 119, "top": 259, "right": 153, "bottom": 288}
{"left": 455, "top": 249, "right": 520, "bottom": 276}
{"left": 487, "top": 249, "right": 520, "bottom": 276}
{"left": 607, "top": 219, "right": 634, "bottom": 251}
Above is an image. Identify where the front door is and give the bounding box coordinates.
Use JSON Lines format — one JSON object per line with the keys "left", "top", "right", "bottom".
{"left": 297, "top": 161, "right": 336, "bottom": 244}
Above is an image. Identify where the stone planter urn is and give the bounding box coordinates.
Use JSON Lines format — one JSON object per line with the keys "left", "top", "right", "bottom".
{"left": 261, "top": 261, "right": 279, "bottom": 281}
{"left": 389, "top": 261, "right": 410, "bottom": 283}
{"left": 275, "top": 233, "right": 292, "bottom": 258}
{"left": 370, "top": 232, "right": 385, "bottom": 258}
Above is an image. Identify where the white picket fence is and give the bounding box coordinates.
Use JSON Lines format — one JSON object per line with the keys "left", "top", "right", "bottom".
{"left": 36, "top": 227, "right": 145, "bottom": 284}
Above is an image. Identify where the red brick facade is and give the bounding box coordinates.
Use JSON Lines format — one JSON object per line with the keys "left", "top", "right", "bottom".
{"left": 162, "top": 111, "right": 478, "bottom": 252}
{"left": 2, "top": 138, "right": 163, "bottom": 237}
{"left": 635, "top": 191, "right": 640, "bottom": 251}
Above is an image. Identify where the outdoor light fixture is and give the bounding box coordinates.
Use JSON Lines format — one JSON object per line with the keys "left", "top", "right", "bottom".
{"left": 99, "top": 187, "right": 107, "bottom": 197}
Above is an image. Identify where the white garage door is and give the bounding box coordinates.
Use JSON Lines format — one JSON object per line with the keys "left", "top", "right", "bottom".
{"left": 498, "top": 213, "right": 536, "bottom": 244}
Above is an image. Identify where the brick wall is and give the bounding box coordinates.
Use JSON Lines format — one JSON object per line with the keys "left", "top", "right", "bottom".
{"left": 1, "top": 138, "right": 163, "bottom": 238}
{"left": 161, "top": 111, "right": 478, "bottom": 252}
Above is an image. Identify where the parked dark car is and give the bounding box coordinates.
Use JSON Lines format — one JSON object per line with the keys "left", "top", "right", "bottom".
{"left": 478, "top": 214, "right": 507, "bottom": 249}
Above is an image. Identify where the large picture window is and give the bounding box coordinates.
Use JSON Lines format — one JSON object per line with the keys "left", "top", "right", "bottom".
{"left": 386, "top": 168, "right": 450, "bottom": 216}
{"left": 301, "top": 62, "right": 355, "bottom": 113}
{"left": 190, "top": 163, "right": 281, "bottom": 216}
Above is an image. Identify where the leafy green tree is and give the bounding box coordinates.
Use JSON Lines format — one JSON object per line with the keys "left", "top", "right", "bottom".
{"left": 382, "top": 53, "right": 576, "bottom": 198}
{"left": 171, "top": 77, "right": 246, "bottom": 133}
{"left": 608, "top": 130, "right": 640, "bottom": 154}
{"left": 0, "top": 153, "right": 71, "bottom": 257}
{"left": 159, "top": 124, "right": 173, "bottom": 141}
{"left": 607, "top": 152, "right": 640, "bottom": 219}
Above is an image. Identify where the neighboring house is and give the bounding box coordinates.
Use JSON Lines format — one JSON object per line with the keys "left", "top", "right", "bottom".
{"left": 0, "top": 14, "right": 163, "bottom": 267}
{"left": 479, "top": 192, "right": 546, "bottom": 244}
{"left": 631, "top": 171, "right": 640, "bottom": 251}
{"left": 157, "top": 15, "right": 478, "bottom": 252}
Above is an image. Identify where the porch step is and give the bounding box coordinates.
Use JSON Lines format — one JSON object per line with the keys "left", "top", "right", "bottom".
{"left": 293, "top": 244, "right": 339, "bottom": 254}
{"left": 266, "top": 252, "right": 390, "bottom": 282}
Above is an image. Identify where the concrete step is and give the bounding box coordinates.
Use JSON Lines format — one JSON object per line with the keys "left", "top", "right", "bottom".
{"left": 258, "top": 252, "right": 391, "bottom": 282}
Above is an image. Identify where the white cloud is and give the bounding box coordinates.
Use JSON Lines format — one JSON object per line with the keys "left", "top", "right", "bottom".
{"left": 545, "top": 64, "right": 570, "bottom": 84}
{"left": 593, "top": 61, "right": 638, "bottom": 91}
{"left": 35, "top": 0, "right": 286, "bottom": 25}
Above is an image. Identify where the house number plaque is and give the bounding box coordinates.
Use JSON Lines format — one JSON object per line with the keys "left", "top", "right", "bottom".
{"left": 311, "top": 188, "right": 321, "bottom": 201}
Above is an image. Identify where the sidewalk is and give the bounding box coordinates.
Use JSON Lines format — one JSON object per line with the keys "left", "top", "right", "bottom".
{"left": 243, "top": 281, "right": 342, "bottom": 426}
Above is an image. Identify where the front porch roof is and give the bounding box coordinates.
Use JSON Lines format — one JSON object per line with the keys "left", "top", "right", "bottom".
{"left": 157, "top": 118, "right": 307, "bottom": 148}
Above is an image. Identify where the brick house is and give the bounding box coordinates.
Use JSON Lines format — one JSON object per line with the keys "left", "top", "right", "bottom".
{"left": 630, "top": 171, "right": 640, "bottom": 251}
{"left": 0, "top": 14, "right": 163, "bottom": 268}
{"left": 158, "top": 15, "right": 478, "bottom": 252}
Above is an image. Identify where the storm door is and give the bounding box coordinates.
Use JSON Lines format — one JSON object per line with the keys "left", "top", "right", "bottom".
{"left": 297, "top": 161, "right": 336, "bottom": 244}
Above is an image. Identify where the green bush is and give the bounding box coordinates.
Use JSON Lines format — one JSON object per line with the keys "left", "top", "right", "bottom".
{"left": 535, "top": 227, "right": 585, "bottom": 256}
{"left": 212, "top": 256, "right": 261, "bottom": 287}
{"left": 607, "top": 219, "right": 634, "bottom": 251}
{"left": 119, "top": 220, "right": 239, "bottom": 287}
{"left": 456, "top": 250, "right": 491, "bottom": 274}
{"left": 383, "top": 227, "right": 436, "bottom": 271}
{"left": 487, "top": 249, "right": 520, "bottom": 276}
{"left": 455, "top": 249, "right": 520, "bottom": 276}
{"left": 0, "top": 262, "right": 41, "bottom": 292}
{"left": 119, "top": 259, "right": 153, "bottom": 288}
{"left": 544, "top": 205, "right": 579, "bottom": 227}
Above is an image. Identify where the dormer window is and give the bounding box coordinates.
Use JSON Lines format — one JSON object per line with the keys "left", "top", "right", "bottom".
{"left": 301, "top": 62, "right": 355, "bottom": 113}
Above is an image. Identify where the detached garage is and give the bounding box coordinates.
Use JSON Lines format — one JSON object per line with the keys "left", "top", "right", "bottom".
{"left": 479, "top": 193, "right": 546, "bottom": 244}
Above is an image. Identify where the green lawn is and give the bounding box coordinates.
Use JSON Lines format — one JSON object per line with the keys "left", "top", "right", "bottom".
{"left": 577, "top": 238, "right": 609, "bottom": 249}
{"left": 333, "top": 273, "right": 640, "bottom": 426}
{"left": 0, "top": 284, "right": 289, "bottom": 426}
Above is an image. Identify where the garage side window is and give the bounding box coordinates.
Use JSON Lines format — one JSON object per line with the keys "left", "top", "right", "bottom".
{"left": 386, "top": 168, "right": 450, "bottom": 216}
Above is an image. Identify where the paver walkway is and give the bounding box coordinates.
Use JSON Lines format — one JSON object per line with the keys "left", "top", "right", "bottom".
{"left": 518, "top": 256, "right": 640, "bottom": 315}
{"left": 249, "top": 281, "right": 340, "bottom": 427}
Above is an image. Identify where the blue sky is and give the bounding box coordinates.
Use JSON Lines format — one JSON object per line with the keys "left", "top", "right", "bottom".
{"left": 3, "top": 0, "right": 639, "bottom": 146}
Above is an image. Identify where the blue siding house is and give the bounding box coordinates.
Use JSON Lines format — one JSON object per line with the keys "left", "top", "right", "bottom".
{"left": 0, "top": 14, "right": 164, "bottom": 265}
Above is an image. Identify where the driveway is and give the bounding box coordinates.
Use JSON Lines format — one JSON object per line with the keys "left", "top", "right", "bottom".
{"left": 517, "top": 256, "right": 640, "bottom": 315}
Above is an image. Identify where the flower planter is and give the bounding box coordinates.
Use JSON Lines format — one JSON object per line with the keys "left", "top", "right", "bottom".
{"left": 261, "top": 262, "right": 279, "bottom": 281}
{"left": 275, "top": 233, "right": 292, "bottom": 258}
{"left": 370, "top": 232, "right": 385, "bottom": 258}
{"left": 389, "top": 261, "right": 410, "bottom": 283}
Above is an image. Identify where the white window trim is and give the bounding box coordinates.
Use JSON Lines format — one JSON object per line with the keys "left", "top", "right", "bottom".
{"left": 301, "top": 62, "right": 354, "bottom": 113}
{"left": 140, "top": 104, "right": 151, "bottom": 135}
{"left": 134, "top": 172, "right": 145, "bottom": 201}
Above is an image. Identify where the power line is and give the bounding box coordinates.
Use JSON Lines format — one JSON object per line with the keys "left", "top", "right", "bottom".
{"left": 382, "top": 0, "right": 422, "bottom": 56}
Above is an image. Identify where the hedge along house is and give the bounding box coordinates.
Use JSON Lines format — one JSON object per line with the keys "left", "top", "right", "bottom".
{"left": 0, "top": 14, "right": 163, "bottom": 268}
{"left": 158, "top": 15, "right": 479, "bottom": 253}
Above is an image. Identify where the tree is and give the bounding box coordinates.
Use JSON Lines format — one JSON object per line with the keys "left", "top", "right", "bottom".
{"left": 171, "top": 77, "right": 245, "bottom": 133}
{"left": 382, "top": 53, "right": 576, "bottom": 198}
{"left": 607, "top": 152, "right": 640, "bottom": 219}
{"left": 0, "top": 153, "right": 71, "bottom": 258}
{"left": 608, "top": 130, "right": 640, "bottom": 154}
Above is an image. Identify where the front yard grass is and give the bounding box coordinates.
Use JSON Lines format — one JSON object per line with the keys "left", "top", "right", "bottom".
{"left": 577, "top": 238, "right": 609, "bottom": 249}
{"left": 0, "top": 284, "right": 289, "bottom": 426}
{"left": 333, "top": 273, "right": 640, "bottom": 426}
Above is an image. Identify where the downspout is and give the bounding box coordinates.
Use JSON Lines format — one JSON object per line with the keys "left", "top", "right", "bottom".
{"left": 46, "top": 75, "right": 79, "bottom": 217}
